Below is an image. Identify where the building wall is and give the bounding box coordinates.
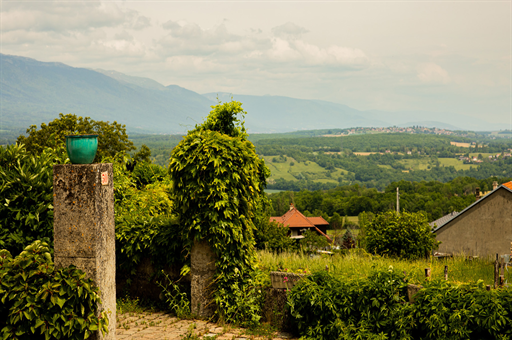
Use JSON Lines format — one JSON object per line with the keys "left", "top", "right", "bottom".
{"left": 435, "top": 189, "right": 512, "bottom": 257}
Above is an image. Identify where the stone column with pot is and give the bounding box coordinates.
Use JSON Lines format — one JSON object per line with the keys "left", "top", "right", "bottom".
{"left": 53, "top": 163, "right": 116, "bottom": 340}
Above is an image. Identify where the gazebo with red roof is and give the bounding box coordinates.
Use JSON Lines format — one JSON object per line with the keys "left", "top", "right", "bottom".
{"left": 270, "top": 204, "right": 331, "bottom": 242}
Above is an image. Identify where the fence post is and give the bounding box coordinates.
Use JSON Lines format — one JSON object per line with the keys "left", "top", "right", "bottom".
{"left": 444, "top": 266, "right": 448, "bottom": 280}
{"left": 53, "top": 164, "right": 116, "bottom": 340}
{"left": 425, "top": 268, "right": 431, "bottom": 280}
{"left": 494, "top": 253, "right": 499, "bottom": 289}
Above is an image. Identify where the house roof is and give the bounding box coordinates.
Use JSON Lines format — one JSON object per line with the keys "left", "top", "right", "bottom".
{"left": 270, "top": 205, "right": 332, "bottom": 242}
{"left": 432, "top": 182, "right": 512, "bottom": 233}
{"left": 430, "top": 211, "right": 460, "bottom": 229}
{"left": 307, "top": 217, "right": 330, "bottom": 226}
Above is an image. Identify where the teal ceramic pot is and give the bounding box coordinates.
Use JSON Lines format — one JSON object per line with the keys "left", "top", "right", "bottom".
{"left": 65, "top": 134, "right": 99, "bottom": 164}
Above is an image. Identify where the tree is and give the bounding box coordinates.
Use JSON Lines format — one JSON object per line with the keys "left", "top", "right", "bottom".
{"left": 365, "top": 211, "right": 438, "bottom": 259}
{"left": 17, "top": 113, "right": 135, "bottom": 162}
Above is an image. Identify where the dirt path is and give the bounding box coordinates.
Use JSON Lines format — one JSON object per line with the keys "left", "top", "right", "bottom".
{"left": 116, "top": 311, "right": 297, "bottom": 340}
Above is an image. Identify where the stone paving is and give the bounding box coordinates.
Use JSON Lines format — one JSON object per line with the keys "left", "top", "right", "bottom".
{"left": 116, "top": 311, "right": 298, "bottom": 340}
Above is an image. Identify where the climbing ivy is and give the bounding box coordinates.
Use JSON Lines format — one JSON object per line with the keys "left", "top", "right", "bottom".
{"left": 169, "top": 100, "right": 269, "bottom": 325}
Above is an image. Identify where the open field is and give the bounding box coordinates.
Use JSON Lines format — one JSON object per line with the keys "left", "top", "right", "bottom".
{"left": 469, "top": 152, "right": 498, "bottom": 158}
{"left": 399, "top": 158, "right": 431, "bottom": 170}
{"left": 257, "top": 250, "right": 511, "bottom": 286}
{"left": 450, "top": 141, "right": 472, "bottom": 148}
{"left": 438, "top": 158, "right": 474, "bottom": 170}
{"left": 262, "top": 155, "right": 352, "bottom": 184}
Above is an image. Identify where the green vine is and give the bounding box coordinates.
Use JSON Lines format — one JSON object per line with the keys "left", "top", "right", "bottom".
{"left": 169, "top": 100, "right": 269, "bottom": 326}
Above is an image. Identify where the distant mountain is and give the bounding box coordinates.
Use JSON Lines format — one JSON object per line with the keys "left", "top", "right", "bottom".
{"left": 202, "top": 92, "right": 388, "bottom": 133}
{"left": 0, "top": 54, "right": 213, "bottom": 134}
{"left": 0, "top": 53, "right": 499, "bottom": 136}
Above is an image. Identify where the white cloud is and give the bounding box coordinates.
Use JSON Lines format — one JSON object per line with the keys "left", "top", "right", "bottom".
{"left": 417, "top": 63, "right": 450, "bottom": 84}
{"left": 271, "top": 22, "right": 309, "bottom": 40}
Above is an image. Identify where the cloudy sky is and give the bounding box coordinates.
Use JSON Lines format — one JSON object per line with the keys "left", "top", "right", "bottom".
{"left": 1, "top": 0, "right": 510, "bottom": 126}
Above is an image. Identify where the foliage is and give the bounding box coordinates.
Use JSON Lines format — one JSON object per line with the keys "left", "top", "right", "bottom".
{"left": 254, "top": 220, "right": 295, "bottom": 252}
{"left": 158, "top": 272, "right": 190, "bottom": 318}
{"left": 169, "top": 100, "right": 269, "bottom": 326}
{"left": 132, "top": 144, "right": 152, "bottom": 164}
{"left": 0, "top": 144, "right": 68, "bottom": 255}
{"left": 131, "top": 161, "right": 168, "bottom": 189}
{"left": 288, "top": 268, "right": 512, "bottom": 340}
{"left": 341, "top": 228, "right": 356, "bottom": 249}
{"left": 253, "top": 196, "right": 295, "bottom": 252}
{"left": 288, "top": 268, "right": 411, "bottom": 340}
{"left": 410, "top": 279, "right": 512, "bottom": 340}
{"left": 366, "top": 211, "right": 438, "bottom": 259}
{"left": 17, "top": 113, "right": 135, "bottom": 162}
{"left": 300, "top": 230, "right": 329, "bottom": 250}
{"left": 107, "top": 156, "right": 184, "bottom": 279}
{"left": 0, "top": 241, "right": 108, "bottom": 340}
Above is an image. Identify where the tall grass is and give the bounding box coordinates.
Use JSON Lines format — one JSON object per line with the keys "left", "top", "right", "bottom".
{"left": 257, "top": 249, "right": 511, "bottom": 286}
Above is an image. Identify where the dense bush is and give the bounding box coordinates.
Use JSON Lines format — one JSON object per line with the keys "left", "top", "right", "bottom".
{"left": 365, "top": 211, "right": 438, "bottom": 259}
{"left": 0, "top": 241, "right": 108, "bottom": 340}
{"left": 288, "top": 269, "right": 512, "bottom": 340}
{"left": 0, "top": 144, "right": 68, "bottom": 255}
{"left": 288, "top": 268, "right": 411, "bottom": 339}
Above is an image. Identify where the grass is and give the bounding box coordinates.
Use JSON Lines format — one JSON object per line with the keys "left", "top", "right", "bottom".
{"left": 262, "top": 155, "right": 352, "bottom": 183}
{"left": 256, "top": 249, "right": 511, "bottom": 286}
{"left": 437, "top": 158, "right": 474, "bottom": 170}
{"left": 399, "top": 159, "right": 431, "bottom": 171}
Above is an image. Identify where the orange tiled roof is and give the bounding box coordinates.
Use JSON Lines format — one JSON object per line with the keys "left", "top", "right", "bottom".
{"left": 270, "top": 205, "right": 332, "bottom": 242}
{"left": 307, "top": 217, "right": 329, "bottom": 226}
{"left": 503, "top": 181, "right": 512, "bottom": 190}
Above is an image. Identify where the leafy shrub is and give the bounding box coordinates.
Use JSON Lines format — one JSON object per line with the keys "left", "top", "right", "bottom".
{"left": 365, "top": 211, "right": 438, "bottom": 259}
{"left": 288, "top": 268, "right": 512, "bottom": 340}
{"left": 0, "top": 241, "right": 108, "bottom": 340}
{"left": 411, "top": 280, "right": 512, "bottom": 340}
{"left": 132, "top": 161, "right": 167, "bottom": 189}
{"left": 288, "top": 268, "right": 411, "bottom": 339}
{"left": 0, "top": 144, "right": 68, "bottom": 255}
{"left": 254, "top": 220, "right": 295, "bottom": 252}
{"left": 300, "top": 230, "right": 329, "bottom": 250}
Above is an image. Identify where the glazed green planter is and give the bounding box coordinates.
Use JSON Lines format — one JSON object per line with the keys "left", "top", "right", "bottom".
{"left": 65, "top": 134, "right": 98, "bottom": 164}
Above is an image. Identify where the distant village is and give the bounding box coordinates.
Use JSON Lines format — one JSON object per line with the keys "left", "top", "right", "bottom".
{"left": 323, "top": 126, "right": 511, "bottom": 138}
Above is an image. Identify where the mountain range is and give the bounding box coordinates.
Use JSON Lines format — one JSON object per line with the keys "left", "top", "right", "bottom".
{"left": 0, "top": 53, "right": 499, "bottom": 135}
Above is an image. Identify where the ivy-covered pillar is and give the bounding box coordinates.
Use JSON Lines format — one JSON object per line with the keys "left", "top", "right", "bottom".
{"left": 53, "top": 164, "right": 116, "bottom": 340}
{"left": 169, "top": 100, "right": 269, "bottom": 325}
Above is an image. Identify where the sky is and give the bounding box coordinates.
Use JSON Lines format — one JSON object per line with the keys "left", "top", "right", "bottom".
{"left": 1, "top": 0, "right": 511, "bottom": 127}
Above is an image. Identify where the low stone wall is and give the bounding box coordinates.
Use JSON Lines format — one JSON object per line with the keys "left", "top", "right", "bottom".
{"left": 261, "top": 287, "right": 293, "bottom": 332}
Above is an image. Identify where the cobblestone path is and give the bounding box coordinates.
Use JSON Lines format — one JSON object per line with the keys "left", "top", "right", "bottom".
{"left": 116, "top": 311, "right": 298, "bottom": 340}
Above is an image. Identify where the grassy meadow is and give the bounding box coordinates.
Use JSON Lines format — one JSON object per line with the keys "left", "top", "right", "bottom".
{"left": 262, "top": 155, "right": 352, "bottom": 184}
{"left": 257, "top": 249, "right": 511, "bottom": 286}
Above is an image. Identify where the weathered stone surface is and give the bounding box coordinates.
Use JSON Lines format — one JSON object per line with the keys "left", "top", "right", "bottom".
{"left": 407, "top": 284, "right": 423, "bottom": 303}
{"left": 53, "top": 164, "right": 116, "bottom": 340}
{"left": 190, "top": 240, "right": 216, "bottom": 317}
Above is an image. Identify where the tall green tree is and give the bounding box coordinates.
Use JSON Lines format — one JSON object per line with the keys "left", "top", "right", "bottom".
{"left": 17, "top": 113, "right": 135, "bottom": 162}
{"left": 365, "top": 211, "right": 438, "bottom": 259}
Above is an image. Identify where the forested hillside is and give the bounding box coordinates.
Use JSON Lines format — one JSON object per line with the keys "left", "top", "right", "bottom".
{"left": 130, "top": 130, "right": 512, "bottom": 191}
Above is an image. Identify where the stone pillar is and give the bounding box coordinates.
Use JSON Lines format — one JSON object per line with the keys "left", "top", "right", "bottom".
{"left": 191, "top": 240, "right": 216, "bottom": 317}
{"left": 53, "top": 164, "right": 116, "bottom": 340}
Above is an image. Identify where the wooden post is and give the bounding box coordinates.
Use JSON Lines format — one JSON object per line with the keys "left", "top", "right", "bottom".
{"left": 444, "top": 265, "right": 448, "bottom": 280}
{"left": 425, "top": 268, "right": 431, "bottom": 279}
{"left": 396, "top": 187, "right": 400, "bottom": 215}
{"left": 486, "top": 285, "right": 491, "bottom": 291}
{"left": 494, "top": 254, "right": 499, "bottom": 289}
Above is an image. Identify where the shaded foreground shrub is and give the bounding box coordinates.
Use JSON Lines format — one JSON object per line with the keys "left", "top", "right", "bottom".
{"left": 288, "top": 268, "right": 512, "bottom": 340}
{"left": 0, "top": 241, "right": 108, "bottom": 340}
